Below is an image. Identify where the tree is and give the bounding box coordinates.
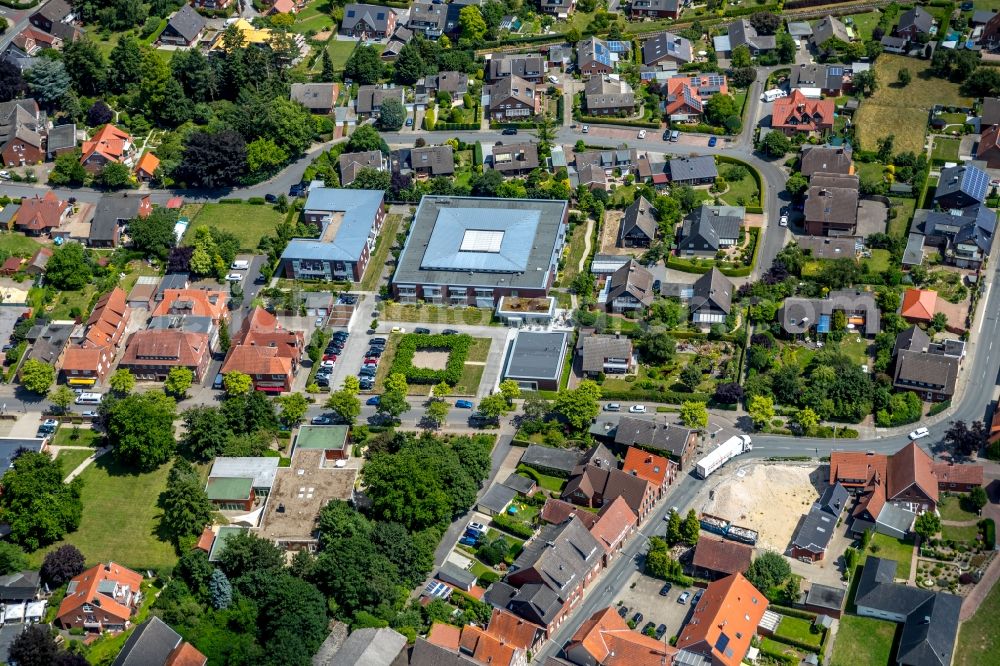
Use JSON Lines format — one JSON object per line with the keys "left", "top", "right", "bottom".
{"left": 164, "top": 367, "right": 194, "bottom": 398}
{"left": 665, "top": 509, "right": 682, "bottom": 545}
{"left": 86, "top": 100, "right": 114, "bottom": 126}
{"left": 49, "top": 386, "right": 75, "bottom": 414}
{"left": 209, "top": 568, "right": 233, "bottom": 610}
{"left": 379, "top": 98, "right": 405, "bottom": 131}
{"left": 246, "top": 137, "right": 289, "bottom": 175}
{"left": 277, "top": 393, "right": 309, "bottom": 427}
{"left": 961, "top": 67, "right": 1000, "bottom": 97}
{"left": 106, "top": 391, "right": 177, "bottom": 471}
{"left": 785, "top": 172, "right": 809, "bottom": 199}
{"left": 259, "top": 575, "right": 328, "bottom": 656}
{"left": 759, "top": 131, "right": 790, "bottom": 158}
{"left": 344, "top": 44, "right": 382, "bottom": 84}
{"left": 967, "top": 485, "right": 988, "bottom": 512}
{"left": 224, "top": 371, "right": 254, "bottom": 396}
{"left": 394, "top": 41, "right": 425, "bottom": 85}
{"left": 680, "top": 401, "right": 708, "bottom": 429}
{"left": 377, "top": 391, "right": 410, "bottom": 421}
{"left": 554, "top": 380, "right": 601, "bottom": 431}
{"left": 748, "top": 395, "right": 775, "bottom": 429}
{"left": 181, "top": 406, "right": 230, "bottom": 461}
{"left": 930, "top": 311, "right": 949, "bottom": 333}
{"left": 776, "top": 31, "right": 795, "bottom": 64}
{"left": 876, "top": 135, "right": 895, "bottom": 163}
{"left": 9, "top": 625, "right": 60, "bottom": 666}
{"left": 459, "top": 5, "right": 487, "bottom": 41}
{"left": 424, "top": 400, "right": 449, "bottom": 428}
{"left": 350, "top": 167, "right": 391, "bottom": 192}
{"left": 62, "top": 38, "right": 106, "bottom": 96}
{"left": 640, "top": 330, "right": 677, "bottom": 364}
{"left": 749, "top": 11, "right": 781, "bottom": 35}
{"left": 477, "top": 393, "right": 509, "bottom": 420}
{"left": 645, "top": 537, "right": 685, "bottom": 582}
{"left": 178, "top": 130, "right": 247, "bottom": 188}
{"left": 41, "top": 545, "right": 85, "bottom": 586}
{"left": 729, "top": 66, "right": 757, "bottom": 88}
{"left": 96, "top": 162, "right": 133, "bottom": 190}
{"left": 217, "top": 530, "right": 285, "bottom": 580}
{"left": 0, "top": 61, "right": 27, "bottom": 103}
{"left": 681, "top": 509, "right": 701, "bottom": 545}
{"left": 898, "top": 68, "right": 911, "bottom": 86}
{"left": 47, "top": 150, "right": 88, "bottom": 186}
{"left": 0, "top": 542, "right": 27, "bottom": 575}
{"left": 746, "top": 550, "right": 791, "bottom": 591}
{"left": 680, "top": 364, "right": 702, "bottom": 391}
{"left": 108, "top": 34, "right": 143, "bottom": 93}
{"left": 944, "top": 420, "right": 987, "bottom": 457}
{"left": 159, "top": 460, "right": 213, "bottom": 544}
{"left": 25, "top": 60, "right": 71, "bottom": 107}
{"left": 45, "top": 243, "right": 91, "bottom": 290}
{"left": 498, "top": 379, "right": 521, "bottom": 405}
{"left": 0, "top": 452, "right": 83, "bottom": 551}
{"left": 853, "top": 69, "right": 877, "bottom": 97}
{"left": 914, "top": 511, "right": 941, "bottom": 540}
{"left": 731, "top": 44, "right": 752, "bottom": 68}
{"left": 714, "top": 382, "right": 744, "bottom": 404}
{"left": 432, "top": 381, "right": 451, "bottom": 399}
{"left": 326, "top": 389, "right": 361, "bottom": 425}
{"left": 793, "top": 407, "right": 819, "bottom": 435}
{"left": 704, "top": 93, "right": 739, "bottom": 129}
{"left": 319, "top": 47, "right": 335, "bottom": 82}
{"left": 346, "top": 125, "right": 390, "bottom": 154}
{"left": 19, "top": 359, "right": 54, "bottom": 395}
{"left": 130, "top": 208, "right": 178, "bottom": 261}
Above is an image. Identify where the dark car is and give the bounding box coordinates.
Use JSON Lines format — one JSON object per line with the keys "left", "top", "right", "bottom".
{"left": 642, "top": 622, "right": 655, "bottom": 636}
{"left": 359, "top": 368, "right": 377, "bottom": 378}
{"left": 289, "top": 183, "right": 306, "bottom": 197}
{"left": 617, "top": 606, "right": 629, "bottom": 618}
{"left": 462, "top": 529, "right": 483, "bottom": 541}
{"left": 264, "top": 193, "right": 278, "bottom": 203}
{"left": 459, "top": 536, "right": 479, "bottom": 547}
{"left": 631, "top": 612, "right": 643, "bottom": 625}
{"left": 366, "top": 350, "right": 383, "bottom": 358}
{"left": 442, "top": 329, "right": 458, "bottom": 335}
{"left": 708, "top": 135, "right": 717, "bottom": 147}
{"left": 315, "top": 376, "right": 330, "bottom": 387}
{"left": 655, "top": 624, "right": 667, "bottom": 640}
{"left": 502, "top": 128, "right": 518, "bottom": 135}
{"left": 359, "top": 380, "right": 374, "bottom": 390}
{"left": 414, "top": 327, "right": 431, "bottom": 334}
{"left": 371, "top": 337, "right": 387, "bottom": 344}
{"left": 659, "top": 582, "right": 672, "bottom": 596}
{"left": 366, "top": 395, "right": 381, "bottom": 406}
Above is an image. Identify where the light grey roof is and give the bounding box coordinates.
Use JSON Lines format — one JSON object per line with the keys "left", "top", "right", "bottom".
{"left": 876, "top": 503, "right": 917, "bottom": 534}
{"left": 479, "top": 482, "right": 518, "bottom": 513}
{"left": 581, "top": 334, "right": 632, "bottom": 374}
{"left": 46, "top": 123, "right": 76, "bottom": 152}
{"left": 111, "top": 617, "right": 183, "bottom": 666}
{"left": 0, "top": 204, "right": 18, "bottom": 229}
{"left": 209, "top": 456, "right": 280, "bottom": 488}
{"left": 330, "top": 627, "right": 407, "bottom": 666}
{"left": 787, "top": 21, "right": 813, "bottom": 37}
{"left": 165, "top": 4, "right": 206, "bottom": 43}
{"left": 511, "top": 516, "right": 602, "bottom": 596}
{"left": 408, "top": 1, "right": 447, "bottom": 31}
{"left": 341, "top": 3, "right": 393, "bottom": 32}
{"left": 393, "top": 196, "right": 567, "bottom": 291}
{"left": 504, "top": 331, "right": 568, "bottom": 381}
{"left": 584, "top": 76, "right": 635, "bottom": 110}
{"left": 521, "top": 444, "right": 581, "bottom": 474}
{"left": 281, "top": 187, "right": 384, "bottom": 264}
{"left": 437, "top": 561, "right": 476, "bottom": 589}
{"left": 903, "top": 233, "right": 925, "bottom": 266}
{"left": 812, "top": 15, "right": 850, "bottom": 45}
{"left": 668, "top": 156, "right": 717, "bottom": 182}
{"left": 291, "top": 83, "right": 337, "bottom": 110}
{"left": 611, "top": 415, "right": 693, "bottom": 457}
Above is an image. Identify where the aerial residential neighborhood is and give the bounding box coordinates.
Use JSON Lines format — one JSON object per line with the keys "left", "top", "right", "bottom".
{"left": 0, "top": 0, "right": 1000, "bottom": 663}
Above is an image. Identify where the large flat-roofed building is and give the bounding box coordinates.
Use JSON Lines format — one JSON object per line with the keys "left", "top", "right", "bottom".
{"left": 502, "top": 330, "right": 569, "bottom": 391}
{"left": 392, "top": 196, "right": 568, "bottom": 306}
{"left": 278, "top": 184, "right": 385, "bottom": 282}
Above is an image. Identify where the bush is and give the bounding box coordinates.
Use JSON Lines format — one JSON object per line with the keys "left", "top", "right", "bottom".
{"left": 491, "top": 513, "right": 535, "bottom": 539}
{"left": 981, "top": 518, "right": 996, "bottom": 550}
{"left": 388, "top": 333, "right": 472, "bottom": 385}
{"left": 477, "top": 571, "right": 500, "bottom": 586}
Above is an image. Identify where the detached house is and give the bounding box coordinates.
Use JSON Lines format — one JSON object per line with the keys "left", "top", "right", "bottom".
{"left": 690, "top": 268, "right": 733, "bottom": 329}
{"left": 800, "top": 145, "right": 853, "bottom": 177}
{"left": 355, "top": 85, "right": 405, "bottom": 119}
{"left": 895, "top": 6, "right": 935, "bottom": 39}
{"left": 716, "top": 19, "right": 775, "bottom": 56}
{"left": 80, "top": 124, "right": 136, "bottom": 173}
{"left": 779, "top": 289, "right": 880, "bottom": 338}
{"left": 677, "top": 204, "right": 743, "bottom": 256}
{"left": 917, "top": 204, "right": 996, "bottom": 269}
{"left": 290, "top": 82, "right": 339, "bottom": 114}
{"left": 339, "top": 150, "right": 389, "bottom": 186}
{"left": 811, "top": 15, "right": 850, "bottom": 48}
{"left": 664, "top": 73, "right": 728, "bottom": 122}
{"left": 0, "top": 99, "right": 45, "bottom": 167}
{"left": 667, "top": 155, "right": 717, "bottom": 185}
{"left": 789, "top": 64, "right": 847, "bottom": 96}
{"left": 91, "top": 194, "right": 151, "bottom": 248}
{"left": 675, "top": 573, "right": 768, "bottom": 666}
{"left": 691, "top": 535, "right": 752, "bottom": 581}
{"left": 804, "top": 173, "right": 859, "bottom": 236}
{"left": 486, "top": 75, "right": 538, "bottom": 121}
{"left": 490, "top": 141, "right": 540, "bottom": 175}
{"left": 159, "top": 5, "right": 206, "bottom": 46}
{"left": 13, "top": 191, "right": 70, "bottom": 236}
{"left": 56, "top": 562, "right": 143, "bottom": 632}
{"left": 618, "top": 195, "right": 657, "bottom": 247}
{"left": 29, "top": 0, "right": 76, "bottom": 38}
{"left": 604, "top": 260, "right": 655, "bottom": 313}
{"left": 584, "top": 76, "right": 635, "bottom": 116}
{"left": 340, "top": 3, "right": 396, "bottom": 38}
{"left": 578, "top": 333, "right": 634, "bottom": 377}
{"left": 629, "top": 0, "right": 682, "bottom": 21}
{"left": 540, "top": 0, "right": 575, "bottom": 19}
{"left": 934, "top": 164, "right": 989, "bottom": 210}
{"left": 220, "top": 307, "right": 305, "bottom": 393}
{"left": 772, "top": 90, "right": 835, "bottom": 135}
{"left": 577, "top": 37, "right": 616, "bottom": 77}
{"left": 641, "top": 31, "right": 693, "bottom": 67}
{"left": 408, "top": 2, "right": 447, "bottom": 37}
{"left": 488, "top": 55, "right": 545, "bottom": 83}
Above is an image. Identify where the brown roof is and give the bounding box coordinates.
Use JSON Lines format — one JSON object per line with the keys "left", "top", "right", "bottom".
{"left": 410, "top": 145, "right": 455, "bottom": 175}
{"left": 221, "top": 345, "right": 293, "bottom": 378}
{"left": 540, "top": 498, "right": 599, "bottom": 528}
{"left": 886, "top": 442, "right": 939, "bottom": 503}
{"left": 166, "top": 642, "right": 208, "bottom": 666}
{"left": 81, "top": 124, "right": 132, "bottom": 165}
{"left": 804, "top": 173, "right": 859, "bottom": 228}
{"left": 622, "top": 446, "right": 669, "bottom": 487}
{"left": 427, "top": 623, "right": 462, "bottom": 651}
{"left": 853, "top": 476, "right": 886, "bottom": 520}
{"left": 56, "top": 562, "right": 143, "bottom": 626}
{"left": 830, "top": 451, "right": 887, "bottom": 485}
{"left": 194, "top": 527, "right": 215, "bottom": 552}
{"left": 800, "top": 146, "right": 853, "bottom": 177}
{"left": 567, "top": 607, "right": 676, "bottom": 666}
{"left": 589, "top": 496, "right": 637, "bottom": 553}
{"left": 15, "top": 191, "right": 67, "bottom": 232}
{"left": 339, "top": 150, "right": 385, "bottom": 186}
{"left": 565, "top": 465, "right": 652, "bottom": 517}
{"left": 459, "top": 625, "right": 519, "bottom": 665}
{"left": 122, "top": 328, "right": 210, "bottom": 368}
{"left": 893, "top": 350, "right": 959, "bottom": 397}
{"left": 676, "top": 573, "right": 767, "bottom": 666}
{"left": 61, "top": 345, "right": 110, "bottom": 373}
{"left": 580, "top": 334, "right": 633, "bottom": 374}
{"left": 491, "top": 142, "right": 540, "bottom": 173}
{"left": 932, "top": 462, "right": 983, "bottom": 487}
{"left": 84, "top": 287, "right": 128, "bottom": 347}
{"left": 153, "top": 289, "right": 228, "bottom": 322}
{"left": 692, "top": 536, "right": 752, "bottom": 575}
{"left": 486, "top": 609, "right": 544, "bottom": 651}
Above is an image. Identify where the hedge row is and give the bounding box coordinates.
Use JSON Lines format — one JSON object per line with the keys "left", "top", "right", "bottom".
{"left": 767, "top": 604, "right": 817, "bottom": 621}
{"left": 600, "top": 389, "right": 712, "bottom": 404}
{"left": 717, "top": 155, "right": 766, "bottom": 205}
{"left": 675, "top": 123, "right": 727, "bottom": 136}
{"left": 770, "top": 630, "right": 825, "bottom": 655}
{"left": 982, "top": 518, "right": 996, "bottom": 550}
{"left": 388, "top": 333, "right": 472, "bottom": 385}
{"left": 492, "top": 513, "right": 535, "bottom": 539}
{"left": 576, "top": 115, "right": 661, "bottom": 129}
{"left": 758, "top": 644, "right": 797, "bottom": 666}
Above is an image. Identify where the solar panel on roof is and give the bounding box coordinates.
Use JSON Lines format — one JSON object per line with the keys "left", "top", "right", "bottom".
{"left": 714, "top": 634, "right": 730, "bottom": 653}
{"left": 828, "top": 67, "right": 843, "bottom": 76}
{"left": 607, "top": 40, "right": 630, "bottom": 52}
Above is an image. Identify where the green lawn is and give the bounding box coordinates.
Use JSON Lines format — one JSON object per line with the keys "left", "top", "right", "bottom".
{"left": 846, "top": 11, "right": 883, "bottom": 41}
{"left": 775, "top": 615, "right": 823, "bottom": 649}
{"left": 28, "top": 456, "right": 176, "bottom": 571}
{"left": 855, "top": 161, "right": 885, "bottom": 184}
{"left": 939, "top": 495, "right": 980, "bottom": 522}
{"left": 720, "top": 172, "right": 760, "bottom": 207}
{"left": 454, "top": 357, "right": 488, "bottom": 396}
{"left": 932, "top": 137, "right": 961, "bottom": 163}
{"left": 830, "top": 615, "right": 897, "bottom": 666}
{"left": 888, "top": 197, "right": 917, "bottom": 238}
{"left": 516, "top": 463, "right": 567, "bottom": 494}
{"left": 361, "top": 214, "right": 403, "bottom": 291}
{"left": 0, "top": 232, "right": 42, "bottom": 258}
{"left": 52, "top": 428, "right": 102, "bottom": 448}
{"left": 862, "top": 248, "right": 892, "bottom": 273}
{"left": 942, "top": 524, "right": 980, "bottom": 542}
{"left": 762, "top": 637, "right": 808, "bottom": 662}
{"left": 372, "top": 334, "right": 490, "bottom": 396}
{"left": 561, "top": 220, "right": 592, "bottom": 284}
{"left": 837, "top": 336, "right": 871, "bottom": 368}
{"left": 56, "top": 449, "right": 94, "bottom": 478}
{"left": 185, "top": 203, "right": 286, "bottom": 252}
{"left": 48, "top": 286, "right": 96, "bottom": 320}
{"left": 466, "top": 337, "right": 491, "bottom": 363}
{"left": 381, "top": 303, "right": 494, "bottom": 326}
{"left": 867, "top": 533, "right": 915, "bottom": 579}
{"left": 293, "top": 0, "right": 334, "bottom": 33}
{"left": 955, "top": 560, "right": 1000, "bottom": 665}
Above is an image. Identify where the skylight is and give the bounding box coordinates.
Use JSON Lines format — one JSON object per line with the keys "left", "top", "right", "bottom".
{"left": 460, "top": 229, "right": 505, "bottom": 253}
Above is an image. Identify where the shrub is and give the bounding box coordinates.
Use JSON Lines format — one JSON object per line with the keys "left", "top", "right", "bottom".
{"left": 492, "top": 513, "right": 535, "bottom": 539}
{"left": 389, "top": 333, "right": 472, "bottom": 385}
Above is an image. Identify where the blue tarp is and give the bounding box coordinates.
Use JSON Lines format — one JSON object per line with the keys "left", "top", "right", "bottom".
{"left": 817, "top": 314, "right": 831, "bottom": 333}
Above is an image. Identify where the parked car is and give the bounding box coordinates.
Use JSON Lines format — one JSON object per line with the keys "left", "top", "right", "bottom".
{"left": 637, "top": 129, "right": 647, "bottom": 139}
{"left": 366, "top": 349, "right": 383, "bottom": 358}
{"left": 655, "top": 624, "right": 667, "bottom": 640}
{"left": 708, "top": 135, "right": 717, "bottom": 147}
{"left": 359, "top": 368, "right": 376, "bottom": 377}
{"left": 311, "top": 416, "right": 333, "bottom": 425}
{"left": 617, "top": 606, "right": 629, "bottom": 618}
{"left": 604, "top": 403, "right": 621, "bottom": 412}
{"left": 320, "top": 360, "right": 336, "bottom": 368}
{"left": 582, "top": 125, "right": 589, "bottom": 133}
{"left": 366, "top": 396, "right": 381, "bottom": 406}
{"left": 463, "top": 529, "right": 484, "bottom": 540}
{"left": 631, "top": 612, "right": 643, "bottom": 625}
{"left": 468, "top": 521, "right": 487, "bottom": 533}
{"left": 441, "top": 329, "right": 458, "bottom": 335}
{"left": 548, "top": 75, "right": 559, "bottom": 84}
{"left": 692, "top": 589, "right": 704, "bottom": 605}
{"left": 316, "top": 376, "right": 330, "bottom": 388}
{"left": 38, "top": 419, "right": 59, "bottom": 434}
{"left": 629, "top": 405, "right": 647, "bottom": 413}
{"left": 779, "top": 214, "right": 789, "bottom": 227}
{"left": 81, "top": 411, "right": 98, "bottom": 418}
{"left": 642, "top": 622, "right": 655, "bottom": 635}
{"left": 289, "top": 183, "right": 305, "bottom": 197}
{"left": 459, "top": 536, "right": 479, "bottom": 547}
{"left": 502, "top": 127, "right": 518, "bottom": 135}
{"left": 359, "top": 379, "right": 374, "bottom": 390}
{"left": 677, "top": 591, "right": 691, "bottom": 604}
{"left": 405, "top": 117, "right": 413, "bottom": 127}
{"left": 456, "top": 399, "right": 474, "bottom": 409}
{"left": 659, "top": 583, "right": 672, "bottom": 596}
{"left": 909, "top": 427, "right": 930, "bottom": 440}
{"left": 371, "top": 337, "right": 387, "bottom": 344}
{"left": 390, "top": 327, "right": 406, "bottom": 333}
{"left": 414, "top": 327, "right": 431, "bottom": 334}
{"left": 225, "top": 273, "right": 243, "bottom": 282}
{"left": 264, "top": 193, "right": 278, "bottom": 203}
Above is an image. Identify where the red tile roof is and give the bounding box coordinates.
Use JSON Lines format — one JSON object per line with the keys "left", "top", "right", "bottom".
{"left": 772, "top": 90, "right": 835, "bottom": 133}
{"left": 194, "top": 527, "right": 215, "bottom": 552}
{"left": 121, "top": 328, "right": 210, "bottom": 368}
{"left": 15, "top": 191, "right": 67, "bottom": 232}
{"left": 540, "top": 498, "right": 599, "bottom": 529}
{"left": 886, "top": 441, "right": 938, "bottom": 503}
{"left": 589, "top": 496, "right": 637, "bottom": 553}
{"left": 676, "top": 573, "right": 767, "bottom": 666}
{"left": 932, "top": 462, "right": 983, "bottom": 487}
{"left": 56, "top": 562, "right": 143, "bottom": 626}
{"left": 427, "top": 623, "right": 461, "bottom": 650}
{"left": 829, "top": 451, "right": 887, "bottom": 487}
{"left": 81, "top": 124, "right": 133, "bottom": 165}
{"left": 135, "top": 152, "right": 160, "bottom": 177}
{"left": 1, "top": 257, "right": 21, "bottom": 273}
{"left": 487, "top": 609, "right": 543, "bottom": 651}
{"left": 84, "top": 287, "right": 128, "bottom": 347}
{"left": 622, "top": 446, "right": 670, "bottom": 487}
{"left": 235, "top": 307, "right": 304, "bottom": 357}
{"left": 459, "top": 624, "right": 519, "bottom": 665}
{"left": 692, "top": 536, "right": 753, "bottom": 575}
{"left": 153, "top": 289, "right": 228, "bottom": 322}
{"left": 567, "top": 607, "right": 676, "bottom": 666}
{"left": 61, "top": 346, "right": 109, "bottom": 373}
{"left": 901, "top": 289, "right": 937, "bottom": 321}
{"left": 220, "top": 345, "right": 293, "bottom": 378}
{"left": 166, "top": 642, "right": 207, "bottom": 666}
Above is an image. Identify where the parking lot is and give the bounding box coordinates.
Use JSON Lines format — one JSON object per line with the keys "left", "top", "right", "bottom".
{"left": 613, "top": 570, "right": 697, "bottom": 643}
{"left": 0, "top": 306, "right": 27, "bottom": 353}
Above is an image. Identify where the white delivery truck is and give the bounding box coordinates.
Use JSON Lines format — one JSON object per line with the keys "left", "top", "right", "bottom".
{"left": 762, "top": 89, "right": 787, "bottom": 102}
{"left": 695, "top": 435, "right": 752, "bottom": 479}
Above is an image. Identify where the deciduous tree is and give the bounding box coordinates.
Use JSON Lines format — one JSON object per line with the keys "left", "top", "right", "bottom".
{"left": 0, "top": 452, "right": 83, "bottom": 550}
{"left": 914, "top": 511, "right": 941, "bottom": 540}
{"left": 49, "top": 386, "right": 75, "bottom": 413}
{"left": 277, "top": 392, "right": 309, "bottom": 427}
{"left": 680, "top": 401, "right": 708, "bottom": 429}
{"left": 424, "top": 400, "right": 449, "bottom": 429}
{"left": 326, "top": 389, "right": 361, "bottom": 425}
{"left": 378, "top": 98, "right": 405, "bottom": 131}
{"left": 553, "top": 380, "right": 601, "bottom": 431}
{"left": 681, "top": 509, "right": 701, "bottom": 545}
{"left": 164, "top": 367, "right": 194, "bottom": 398}
{"left": 748, "top": 394, "right": 775, "bottom": 429}
{"left": 159, "top": 459, "right": 213, "bottom": 544}
{"left": 45, "top": 242, "right": 92, "bottom": 290}
{"left": 19, "top": 359, "right": 54, "bottom": 395}
{"left": 746, "top": 550, "right": 791, "bottom": 591}
{"left": 181, "top": 406, "right": 229, "bottom": 461}
{"left": 224, "top": 371, "right": 254, "bottom": 396}
{"left": 106, "top": 391, "right": 177, "bottom": 471}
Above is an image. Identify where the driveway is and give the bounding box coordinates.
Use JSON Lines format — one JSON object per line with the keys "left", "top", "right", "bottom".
{"left": 614, "top": 570, "right": 696, "bottom": 643}
{"left": 0, "top": 307, "right": 27, "bottom": 352}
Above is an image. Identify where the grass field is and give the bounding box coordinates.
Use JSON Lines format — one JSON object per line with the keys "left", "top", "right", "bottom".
{"left": 830, "top": 615, "right": 897, "bottom": 666}
{"left": 720, "top": 170, "right": 760, "bottom": 207}
{"left": 293, "top": 0, "right": 334, "bottom": 33}
{"left": 867, "top": 533, "right": 915, "bottom": 579}
{"left": 52, "top": 428, "right": 102, "bottom": 448}
{"left": 185, "top": 203, "right": 285, "bottom": 251}
{"left": 56, "top": 449, "right": 93, "bottom": 478}
{"left": 0, "top": 232, "right": 42, "bottom": 257}
{"left": 381, "top": 303, "right": 495, "bottom": 325}
{"left": 939, "top": 495, "right": 979, "bottom": 522}
{"left": 955, "top": 563, "right": 1000, "bottom": 665}
{"left": 932, "top": 137, "right": 961, "bottom": 162}
{"left": 516, "top": 463, "right": 566, "bottom": 494}
{"left": 942, "top": 524, "right": 980, "bottom": 542}
{"left": 862, "top": 248, "right": 892, "bottom": 273}
{"left": 562, "top": 221, "right": 592, "bottom": 284}
{"left": 888, "top": 197, "right": 917, "bottom": 237}
{"left": 360, "top": 214, "right": 403, "bottom": 291}
{"left": 775, "top": 615, "right": 823, "bottom": 649}
{"left": 373, "top": 334, "right": 491, "bottom": 396}
{"left": 856, "top": 55, "right": 972, "bottom": 155}
{"left": 28, "top": 456, "right": 176, "bottom": 571}
{"left": 845, "top": 11, "right": 882, "bottom": 41}
{"left": 48, "top": 286, "right": 96, "bottom": 320}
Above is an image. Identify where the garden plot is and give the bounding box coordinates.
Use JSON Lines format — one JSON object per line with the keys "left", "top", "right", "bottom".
{"left": 696, "top": 463, "right": 824, "bottom": 552}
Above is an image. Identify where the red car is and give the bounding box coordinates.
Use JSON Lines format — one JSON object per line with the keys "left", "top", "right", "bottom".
{"left": 323, "top": 354, "right": 338, "bottom": 362}
{"left": 363, "top": 358, "right": 379, "bottom": 366}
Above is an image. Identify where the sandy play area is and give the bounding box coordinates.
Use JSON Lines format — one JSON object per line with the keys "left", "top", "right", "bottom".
{"left": 412, "top": 350, "right": 449, "bottom": 370}
{"left": 697, "top": 463, "right": 823, "bottom": 552}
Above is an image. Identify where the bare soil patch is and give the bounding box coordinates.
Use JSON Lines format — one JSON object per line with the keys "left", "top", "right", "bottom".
{"left": 597, "top": 210, "right": 642, "bottom": 257}
{"left": 412, "top": 350, "right": 450, "bottom": 370}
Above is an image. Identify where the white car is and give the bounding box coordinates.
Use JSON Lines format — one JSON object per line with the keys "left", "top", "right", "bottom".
{"left": 0, "top": 171, "right": 10, "bottom": 180}
{"left": 629, "top": 405, "right": 647, "bottom": 414}
{"left": 225, "top": 273, "right": 243, "bottom": 282}
{"left": 909, "top": 427, "right": 930, "bottom": 440}
{"left": 637, "top": 130, "right": 647, "bottom": 139}
{"left": 779, "top": 214, "right": 789, "bottom": 227}
{"left": 320, "top": 360, "right": 336, "bottom": 368}
{"left": 582, "top": 125, "right": 589, "bottom": 133}
{"left": 468, "top": 521, "right": 487, "bottom": 533}
{"left": 548, "top": 75, "right": 559, "bottom": 84}
{"left": 391, "top": 326, "right": 406, "bottom": 333}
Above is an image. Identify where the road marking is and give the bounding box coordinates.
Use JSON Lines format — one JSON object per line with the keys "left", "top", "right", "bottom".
{"left": 979, "top": 279, "right": 993, "bottom": 334}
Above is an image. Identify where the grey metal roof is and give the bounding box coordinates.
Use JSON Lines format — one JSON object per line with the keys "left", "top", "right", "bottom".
{"left": 876, "top": 503, "right": 916, "bottom": 535}
{"left": 668, "top": 156, "right": 717, "bottom": 182}
{"left": 521, "top": 444, "right": 580, "bottom": 474}
{"left": 581, "top": 334, "right": 633, "bottom": 374}
{"left": 281, "top": 187, "right": 384, "bottom": 264}
{"left": 330, "top": 627, "right": 407, "bottom": 666}
{"left": 903, "top": 233, "right": 925, "bottom": 266}
{"left": 341, "top": 3, "right": 393, "bottom": 32}
{"left": 111, "top": 617, "right": 183, "bottom": 666}
{"left": 787, "top": 21, "right": 813, "bottom": 37}
{"left": 504, "top": 331, "right": 568, "bottom": 381}
{"left": 804, "top": 583, "right": 845, "bottom": 612}
{"left": 209, "top": 457, "right": 280, "bottom": 488}
{"left": 46, "top": 123, "right": 76, "bottom": 152}
{"left": 611, "top": 415, "right": 693, "bottom": 457}
{"left": 393, "top": 196, "right": 567, "bottom": 291}
{"left": 791, "top": 505, "right": 837, "bottom": 554}
{"left": 437, "top": 561, "right": 476, "bottom": 589}
{"left": 501, "top": 472, "right": 537, "bottom": 494}
{"left": 478, "top": 482, "right": 517, "bottom": 514}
